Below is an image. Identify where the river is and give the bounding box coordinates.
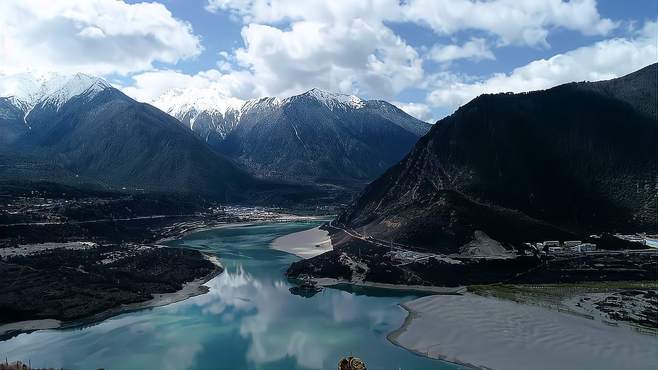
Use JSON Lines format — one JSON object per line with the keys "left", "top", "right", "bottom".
{"left": 0, "top": 221, "right": 466, "bottom": 370}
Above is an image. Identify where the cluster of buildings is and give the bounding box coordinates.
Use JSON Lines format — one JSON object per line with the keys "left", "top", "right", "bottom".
{"left": 522, "top": 240, "right": 597, "bottom": 255}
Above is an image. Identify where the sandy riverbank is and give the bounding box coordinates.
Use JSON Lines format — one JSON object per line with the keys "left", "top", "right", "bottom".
{"left": 270, "top": 226, "right": 333, "bottom": 258}
{"left": 388, "top": 294, "right": 658, "bottom": 370}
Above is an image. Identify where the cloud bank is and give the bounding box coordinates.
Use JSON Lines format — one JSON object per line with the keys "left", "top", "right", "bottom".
{"left": 2, "top": 0, "right": 654, "bottom": 121}
{"left": 0, "top": 0, "right": 202, "bottom": 75}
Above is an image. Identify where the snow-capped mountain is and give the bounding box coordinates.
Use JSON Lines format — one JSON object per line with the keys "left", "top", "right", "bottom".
{"left": 0, "top": 70, "right": 430, "bottom": 195}
{"left": 153, "top": 87, "right": 245, "bottom": 142}
{"left": 0, "top": 71, "right": 112, "bottom": 144}
{"left": 303, "top": 88, "right": 366, "bottom": 110}
{"left": 0, "top": 71, "right": 269, "bottom": 200}
{"left": 0, "top": 71, "right": 110, "bottom": 116}
{"left": 157, "top": 87, "right": 430, "bottom": 138}
{"left": 156, "top": 87, "right": 431, "bottom": 184}
{"left": 154, "top": 88, "right": 373, "bottom": 143}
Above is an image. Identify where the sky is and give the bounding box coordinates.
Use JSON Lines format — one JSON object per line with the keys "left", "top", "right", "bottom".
{"left": 0, "top": 0, "right": 656, "bottom": 122}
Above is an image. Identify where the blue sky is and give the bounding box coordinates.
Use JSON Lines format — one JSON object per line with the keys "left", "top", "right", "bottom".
{"left": 1, "top": 1, "right": 657, "bottom": 121}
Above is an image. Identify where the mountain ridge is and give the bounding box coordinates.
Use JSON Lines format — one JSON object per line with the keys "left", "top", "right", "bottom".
{"left": 335, "top": 63, "right": 657, "bottom": 253}
{"left": 157, "top": 87, "right": 431, "bottom": 184}
{"left": 0, "top": 72, "right": 305, "bottom": 203}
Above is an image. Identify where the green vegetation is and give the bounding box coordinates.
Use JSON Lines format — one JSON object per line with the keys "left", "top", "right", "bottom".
{"left": 468, "top": 281, "right": 657, "bottom": 306}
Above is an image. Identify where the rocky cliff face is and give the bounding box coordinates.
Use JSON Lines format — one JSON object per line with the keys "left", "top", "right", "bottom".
{"left": 337, "top": 64, "right": 657, "bottom": 253}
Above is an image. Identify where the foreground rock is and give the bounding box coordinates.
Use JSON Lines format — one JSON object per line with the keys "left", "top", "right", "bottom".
{"left": 0, "top": 243, "right": 221, "bottom": 332}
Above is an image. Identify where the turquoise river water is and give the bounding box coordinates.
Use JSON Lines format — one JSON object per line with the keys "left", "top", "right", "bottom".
{"left": 0, "top": 221, "right": 467, "bottom": 370}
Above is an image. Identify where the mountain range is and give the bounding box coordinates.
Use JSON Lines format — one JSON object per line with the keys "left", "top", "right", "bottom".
{"left": 156, "top": 88, "right": 430, "bottom": 185}
{"left": 0, "top": 72, "right": 429, "bottom": 203}
{"left": 335, "top": 63, "right": 657, "bottom": 253}
{"left": 0, "top": 72, "right": 266, "bottom": 201}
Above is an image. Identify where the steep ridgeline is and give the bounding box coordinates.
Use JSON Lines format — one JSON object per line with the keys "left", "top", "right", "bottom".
{"left": 155, "top": 88, "right": 244, "bottom": 145}
{"left": 336, "top": 64, "right": 657, "bottom": 254}
{"left": 0, "top": 72, "right": 274, "bottom": 201}
{"left": 157, "top": 88, "right": 430, "bottom": 185}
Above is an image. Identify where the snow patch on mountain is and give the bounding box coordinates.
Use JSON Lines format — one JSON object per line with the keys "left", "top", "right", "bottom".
{"left": 157, "top": 87, "right": 367, "bottom": 131}
{"left": 0, "top": 71, "right": 110, "bottom": 114}
{"left": 303, "top": 88, "right": 365, "bottom": 110}
{"left": 240, "top": 97, "right": 283, "bottom": 116}
{"left": 154, "top": 87, "right": 245, "bottom": 125}
{"left": 150, "top": 86, "right": 428, "bottom": 143}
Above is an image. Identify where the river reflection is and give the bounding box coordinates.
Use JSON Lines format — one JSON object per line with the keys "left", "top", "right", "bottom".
{"left": 0, "top": 222, "right": 466, "bottom": 370}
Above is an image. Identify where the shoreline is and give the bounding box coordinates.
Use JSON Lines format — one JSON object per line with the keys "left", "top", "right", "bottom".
{"left": 0, "top": 252, "right": 223, "bottom": 339}
{"left": 312, "top": 277, "right": 466, "bottom": 294}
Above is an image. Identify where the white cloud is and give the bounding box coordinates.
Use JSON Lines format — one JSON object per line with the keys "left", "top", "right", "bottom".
{"left": 428, "top": 38, "right": 495, "bottom": 63}
{"left": 209, "top": 0, "right": 616, "bottom": 47}
{"left": 0, "top": 0, "right": 625, "bottom": 116}
{"left": 197, "top": 0, "right": 618, "bottom": 102}
{"left": 427, "top": 19, "right": 658, "bottom": 111}
{"left": 403, "top": 0, "right": 617, "bottom": 46}
{"left": 123, "top": 70, "right": 219, "bottom": 103}
{"left": 393, "top": 101, "right": 433, "bottom": 122}
{"left": 206, "top": 0, "right": 401, "bottom": 25}
{"left": 0, "top": 0, "right": 202, "bottom": 75}
{"left": 233, "top": 19, "right": 422, "bottom": 99}
{"left": 122, "top": 69, "right": 258, "bottom": 104}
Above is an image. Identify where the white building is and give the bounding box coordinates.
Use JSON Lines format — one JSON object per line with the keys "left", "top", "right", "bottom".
{"left": 570, "top": 243, "right": 597, "bottom": 252}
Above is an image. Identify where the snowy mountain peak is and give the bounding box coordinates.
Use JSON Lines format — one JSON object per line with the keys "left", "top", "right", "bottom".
{"left": 154, "top": 88, "right": 245, "bottom": 120}
{"left": 241, "top": 96, "right": 283, "bottom": 115}
{"left": 301, "top": 88, "right": 365, "bottom": 110}
{"left": 0, "top": 71, "right": 110, "bottom": 112}
{"left": 153, "top": 87, "right": 249, "bottom": 139}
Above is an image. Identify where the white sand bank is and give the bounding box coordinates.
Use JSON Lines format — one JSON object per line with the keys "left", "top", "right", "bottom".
{"left": 0, "top": 319, "right": 62, "bottom": 335}
{"left": 270, "top": 226, "right": 333, "bottom": 258}
{"left": 388, "top": 294, "right": 658, "bottom": 370}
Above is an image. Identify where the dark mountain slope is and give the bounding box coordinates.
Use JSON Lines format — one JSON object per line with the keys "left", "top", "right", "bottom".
{"left": 337, "top": 64, "right": 657, "bottom": 253}
{"left": 574, "top": 63, "right": 657, "bottom": 119}
{"left": 217, "top": 91, "right": 429, "bottom": 184}
{"left": 7, "top": 89, "right": 253, "bottom": 199}
{"left": 0, "top": 98, "right": 27, "bottom": 145}
{"left": 0, "top": 81, "right": 309, "bottom": 203}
